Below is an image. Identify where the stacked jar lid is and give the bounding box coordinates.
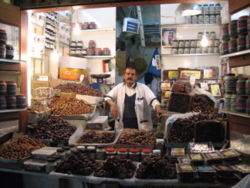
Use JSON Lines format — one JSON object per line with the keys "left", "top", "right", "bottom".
{"left": 223, "top": 74, "right": 250, "bottom": 114}
{"left": 171, "top": 31, "right": 220, "bottom": 55}
{"left": 186, "top": 3, "right": 221, "bottom": 25}
{"left": 70, "top": 40, "right": 84, "bottom": 55}
{"left": 0, "top": 81, "right": 26, "bottom": 110}
{"left": 80, "top": 22, "right": 97, "bottom": 30}
{"left": 86, "top": 40, "right": 111, "bottom": 56}
{"left": 221, "top": 15, "right": 250, "bottom": 55}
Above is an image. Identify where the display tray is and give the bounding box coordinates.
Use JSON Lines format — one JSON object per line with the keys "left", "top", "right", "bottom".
{"left": 69, "top": 128, "right": 121, "bottom": 147}
{"left": 203, "top": 151, "right": 224, "bottom": 165}
{"left": 0, "top": 156, "right": 29, "bottom": 169}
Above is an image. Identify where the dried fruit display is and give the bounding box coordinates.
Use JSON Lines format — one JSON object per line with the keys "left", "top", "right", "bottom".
{"left": 136, "top": 155, "right": 176, "bottom": 179}
{"left": 55, "top": 83, "right": 101, "bottom": 96}
{"left": 116, "top": 129, "right": 156, "bottom": 146}
{"left": 33, "top": 116, "right": 76, "bottom": 145}
{"left": 191, "top": 94, "right": 215, "bottom": 113}
{"left": 168, "top": 93, "right": 192, "bottom": 113}
{"left": 0, "top": 136, "right": 45, "bottom": 160}
{"left": 78, "top": 131, "right": 115, "bottom": 143}
{"left": 49, "top": 97, "right": 94, "bottom": 116}
{"left": 55, "top": 150, "right": 97, "bottom": 176}
{"left": 94, "top": 156, "right": 136, "bottom": 179}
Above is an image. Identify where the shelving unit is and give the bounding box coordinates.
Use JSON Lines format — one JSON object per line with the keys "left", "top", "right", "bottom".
{"left": 219, "top": 49, "right": 250, "bottom": 59}
{"left": 0, "top": 59, "right": 23, "bottom": 64}
{"left": 85, "top": 55, "right": 115, "bottom": 58}
{"left": 80, "top": 28, "right": 115, "bottom": 32}
{"left": 162, "top": 53, "right": 219, "bottom": 57}
{"left": 0, "top": 108, "right": 27, "bottom": 114}
{"left": 221, "top": 110, "right": 250, "bottom": 119}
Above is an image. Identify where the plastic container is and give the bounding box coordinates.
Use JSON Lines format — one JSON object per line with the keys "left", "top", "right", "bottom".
{"left": 246, "top": 77, "right": 250, "bottom": 95}
{"left": 228, "top": 37, "right": 237, "bottom": 53}
{"left": 230, "top": 95, "right": 236, "bottom": 111}
{"left": 237, "top": 16, "right": 248, "bottom": 34}
{"left": 117, "top": 148, "right": 128, "bottom": 159}
{"left": 237, "top": 34, "right": 246, "bottom": 51}
{"left": 224, "top": 73, "right": 237, "bottom": 94}
{"left": 0, "top": 96, "right": 6, "bottom": 109}
{"left": 0, "top": 29, "right": 7, "bottom": 44}
{"left": 16, "top": 95, "right": 26, "bottom": 108}
{"left": 229, "top": 20, "right": 238, "bottom": 37}
{"left": 129, "top": 148, "right": 140, "bottom": 162}
{"left": 236, "top": 77, "right": 247, "bottom": 95}
{"left": 6, "top": 81, "right": 16, "bottom": 96}
{"left": 0, "top": 43, "right": 5, "bottom": 58}
{"left": 96, "top": 146, "right": 105, "bottom": 160}
{"left": 105, "top": 147, "right": 116, "bottom": 158}
{"left": 0, "top": 81, "right": 7, "bottom": 96}
{"left": 235, "top": 96, "right": 247, "bottom": 113}
{"left": 221, "top": 23, "right": 229, "bottom": 40}
{"left": 6, "top": 96, "right": 16, "bottom": 109}
{"left": 141, "top": 149, "right": 152, "bottom": 161}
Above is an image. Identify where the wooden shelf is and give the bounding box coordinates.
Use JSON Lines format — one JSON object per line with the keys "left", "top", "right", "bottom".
{"left": 221, "top": 109, "right": 250, "bottom": 118}
{"left": 80, "top": 28, "right": 115, "bottom": 32}
{"left": 0, "top": 108, "right": 27, "bottom": 114}
{"left": 162, "top": 53, "right": 219, "bottom": 57}
{"left": 219, "top": 49, "right": 250, "bottom": 58}
{"left": 0, "top": 59, "right": 23, "bottom": 64}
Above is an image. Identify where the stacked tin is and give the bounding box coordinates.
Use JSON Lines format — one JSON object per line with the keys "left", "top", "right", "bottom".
{"left": 221, "top": 15, "right": 250, "bottom": 55}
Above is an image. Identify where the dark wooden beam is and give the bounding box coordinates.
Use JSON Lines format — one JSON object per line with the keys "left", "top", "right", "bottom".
{"left": 228, "top": 0, "right": 250, "bottom": 15}
{"left": 0, "top": 2, "right": 20, "bottom": 27}
{"left": 229, "top": 54, "right": 250, "bottom": 68}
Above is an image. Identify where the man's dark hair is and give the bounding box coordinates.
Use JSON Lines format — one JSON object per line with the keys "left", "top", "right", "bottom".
{"left": 124, "top": 64, "right": 137, "bottom": 73}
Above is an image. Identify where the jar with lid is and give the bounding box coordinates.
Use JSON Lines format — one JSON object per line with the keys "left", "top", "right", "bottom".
{"left": 224, "top": 73, "right": 237, "bottom": 94}
{"left": 0, "top": 96, "right": 6, "bottom": 109}
{"left": 6, "top": 96, "right": 16, "bottom": 109}
{"left": 246, "top": 97, "right": 250, "bottom": 115}
{"left": 224, "top": 94, "right": 232, "bottom": 110}
{"left": 117, "top": 148, "right": 128, "bottom": 159}
{"left": 209, "top": 4, "right": 215, "bottom": 15}
{"left": 198, "top": 15, "right": 204, "bottom": 24}
{"left": 190, "top": 40, "right": 197, "bottom": 48}
{"left": 235, "top": 96, "right": 247, "bottom": 113}
{"left": 237, "top": 34, "right": 246, "bottom": 51}
{"left": 192, "top": 15, "right": 198, "bottom": 24}
{"left": 184, "top": 40, "right": 190, "bottom": 48}
{"left": 0, "top": 29, "right": 7, "bottom": 44}
{"left": 76, "top": 146, "right": 86, "bottom": 152}
{"left": 96, "top": 146, "right": 105, "bottom": 160}
{"left": 215, "top": 3, "right": 221, "bottom": 14}
{"left": 156, "top": 138, "right": 165, "bottom": 151}
{"left": 70, "top": 41, "right": 76, "bottom": 48}
{"left": 141, "top": 149, "right": 152, "bottom": 161}
{"left": 216, "top": 15, "right": 221, "bottom": 24}
{"left": 204, "top": 15, "right": 210, "bottom": 24}
{"left": 0, "top": 44, "right": 5, "bottom": 58}
{"left": 184, "top": 48, "right": 190, "bottom": 54}
{"left": 5, "top": 45, "right": 14, "bottom": 59}
{"left": 222, "top": 41, "right": 229, "bottom": 54}
{"left": 172, "top": 48, "right": 178, "bottom": 54}
{"left": 236, "top": 77, "right": 247, "bottom": 95}
{"left": 229, "top": 37, "right": 237, "bottom": 53}
{"left": 105, "top": 147, "right": 116, "bottom": 158}
{"left": 177, "top": 48, "right": 184, "bottom": 54}
{"left": 0, "top": 81, "right": 6, "bottom": 96}
{"left": 237, "top": 16, "right": 248, "bottom": 34}
{"left": 129, "top": 148, "right": 140, "bottom": 162}
{"left": 197, "top": 32, "right": 203, "bottom": 40}
{"left": 202, "top": 4, "right": 209, "bottom": 14}
{"left": 16, "top": 95, "right": 27, "bottom": 109}
{"left": 246, "top": 77, "right": 250, "bottom": 95}
{"left": 190, "top": 48, "right": 196, "bottom": 54}
{"left": 6, "top": 81, "right": 16, "bottom": 96}
{"left": 213, "top": 46, "right": 219, "bottom": 53}
{"left": 221, "top": 23, "right": 229, "bottom": 40}
{"left": 88, "top": 40, "right": 96, "bottom": 48}
{"left": 197, "top": 40, "right": 201, "bottom": 47}
{"left": 209, "top": 15, "right": 216, "bottom": 24}
{"left": 230, "top": 95, "right": 236, "bottom": 112}
{"left": 173, "top": 40, "right": 179, "bottom": 48}
{"left": 229, "top": 20, "right": 238, "bottom": 37}
{"left": 178, "top": 40, "right": 184, "bottom": 48}
{"left": 86, "top": 146, "right": 96, "bottom": 159}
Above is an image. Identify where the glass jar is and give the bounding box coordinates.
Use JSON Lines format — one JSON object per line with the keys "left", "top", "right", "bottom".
{"left": 202, "top": 47, "right": 208, "bottom": 53}
{"left": 152, "top": 149, "right": 161, "bottom": 156}
{"left": 236, "top": 77, "right": 247, "bottom": 95}
{"left": 224, "top": 73, "right": 237, "bottom": 94}
{"left": 198, "top": 15, "right": 204, "bottom": 24}
{"left": 208, "top": 47, "right": 213, "bottom": 53}
{"left": 16, "top": 95, "right": 26, "bottom": 109}
{"left": 216, "top": 15, "right": 221, "bottom": 24}
{"left": 221, "top": 23, "right": 229, "bottom": 40}
{"left": 105, "top": 147, "right": 116, "bottom": 158}
{"left": 246, "top": 77, "right": 250, "bottom": 95}
{"left": 197, "top": 32, "right": 203, "bottom": 40}
{"left": 0, "top": 29, "right": 7, "bottom": 44}
{"left": 6, "top": 81, "right": 16, "bottom": 96}
{"left": 88, "top": 40, "right": 96, "bottom": 48}
{"left": 210, "top": 32, "right": 216, "bottom": 40}
{"left": 0, "top": 81, "right": 7, "bottom": 96}
{"left": 235, "top": 96, "right": 247, "bottom": 113}
{"left": 6, "top": 96, "right": 16, "bottom": 109}
{"left": 204, "top": 15, "right": 210, "bottom": 24}
{"left": 184, "top": 40, "right": 190, "bottom": 48}
{"left": 246, "top": 97, "right": 250, "bottom": 115}
{"left": 214, "top": 39, "right": 220, "bottom": 47}
{"left": 213, "top": 46, "right": 219, "bottom": 53}
{"left": 222, "top": 41, "right": 229, "bottom": 54}
{"left": 173, "top": 40, "right": 179, "bottom": 48}
{"left": 237, "top": 16, "right": 248, "bottom": 34}
{"left": 209, "top": 15, "right": 216, "bottom": 24}
{"left": 86, "top": 146, "right": 96, "bottom": 159}
{"left": 141, "top": 149, "right": 152, "bottom": 161}
{"left": 202, "top": 4, "right": 209, "bottom": 14}
{"left": 190, "top": 40, "right": 197, "bottom": 48}
{"left": 230, "top": 95, "right": 236, "bottom": 112}
{"left": 0, "top": 96, "right": 6, "bottom": 109}
{"left": 184, "top": 48, "right": 190, "bottom": 54}
{"left": 129, "top": 148, "right": 140, "bottom": 162}
{"left": 172, "top": 48, "right": 178, "bottom": 54}
{"left": 117, "top": 148, "right": 128, "bottom": 159}
{"left": 177, "top": 48, "right": 184, "bottom": 54}
{"left": 229, "top": 20, "right": 238, "bottom": 37}
{"left": 156, "top": 138, "right": 165, "bottom": 151}
{"left": 248, "top": 16, "right": 250, "bottom": 31}
{"left": 209, "top": 4, "right": 215, "bottom": 15}
{"left": 96, "top": 146, "right": 105, "bottom": 160}
{"left": 192, "top": 15, "right": 198, "bottom": 24}
{"left": 215, "top": 3, "right": 221, "bottom": 14}
{"left": 224, "top": 94, "right": 232, "bottom": 110}
{"left": 0, "top": 44, "right": 5, "bottom": 58}
{"left": 237, "top": 34, "right": 246, "bottom": 51}
{"left": 196, "top": 47, "right": 202, "bottom": 54}
{"left": 178, "top": 40, "right": 184, "bottom": 48}
{"left": 229, "top": 37, "right": 237, "bottom": 53}
{"left": 190, "top": 48, "right": 196, "bottom": 54}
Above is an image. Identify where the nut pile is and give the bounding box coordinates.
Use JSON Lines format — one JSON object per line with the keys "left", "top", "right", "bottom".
{"left": 0, "top": 136, "right": 45, "bottom": 160}
{"left": 136, "top": 155, "right": 176, "bottom": 179}
{"left": 33, "top": 116, "right": 76, "bottom": 145}
{"left": 55, "top": 150, "right": 97, "bottom": 176}
{"left": 78, "top": 131, "right": 115, "bottom": 143}
{"left": 55, "top": 83, "right": 101, "bottom": 96}
{"left": 94, "top": 156, "right": 136, "bottom": 179}
{"left": 191, "top": 94, "right": 215, "bottom": 113}
{"left": 30, "top": 100, "right": 48, "bottom": 113}
{"left": 168, "top": 113, "right": 216, "bottom": 143}
{"left": 49, "top": 97, "right": 94, "bottom": 116}
{"left": 117, "top": 129, "right": 156, "bottom": 146}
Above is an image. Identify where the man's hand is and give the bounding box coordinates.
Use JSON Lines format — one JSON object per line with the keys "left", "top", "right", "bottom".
{"left": 155, "top": 104, "right": 167, "bottom": 117}
{"left": 111, "top": 103, "right": 119, "bottom": 118}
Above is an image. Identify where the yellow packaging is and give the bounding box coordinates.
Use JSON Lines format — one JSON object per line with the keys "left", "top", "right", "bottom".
{"left": 59, "top": 68, "right": 87, "bottom": 81}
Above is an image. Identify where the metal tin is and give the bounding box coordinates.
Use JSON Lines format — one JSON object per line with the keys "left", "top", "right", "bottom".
{"left": 173, "top": 40, "right": 179, "bottom": 48}
{"left": 192, "top": 15, "right": 198, "bottom": 24}
{"left": 0, "top": 81, "right": 7, "bottom": 96}
{"left": 236, "top": 77, "right": 247, "bottom": 95}
{"left": 103, "top": 48, "right": 111, "bottom": 55}
{"left": 246, "top": 97, "right": 250, "bottom": 114}
{"left": 198, "top": 15, "right": 204, "bottom": 24}
{"left": 0, "top": 96, "right": 6, "bottom": 109}
{"left": 16, "top": 95, "right": 27, "bottom": 109}
{"left": 177, "top": 48, "right": 184, "bottom": 54}
{"left": 235, "top": 96, "right": 247, "bottom": 113}
{"left": 190, "top": 40, "right": 197, "bottom": 48}
{"left": 216, "top": 15, "right": 221, "bottom": 24}
{"left": 230, "top": 95, "right": 236, "bottom": 111}
{"left": 184, "top": 40, "right": 190, "bottom": 48}
{"left": 229, "top": 20, "right": 238, "bottom": 37}
{"left": 237, "top": 16, "right": 248, "bottom": 34}
{"left": 237, "top": 34, "right": 246, "bottom": 51}
{"left": 224, "top": 73, "right": 237, "bottom": 94}
{"left": 229, "top": 37, "right": 237, "bottom": 53}
{"left": 178, "top": 40, "right": 184, "bottom": 48}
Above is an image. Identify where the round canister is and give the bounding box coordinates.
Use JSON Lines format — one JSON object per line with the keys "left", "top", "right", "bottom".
{"left": 209, "top": 4, "right": 215, "bottom": 15}
{"left": 0, "top": 81, "right": 7, "bottom": 96}
{"left": 246, "top": 33, "right": 250, "bottom": 49}
{"left": 236, "top": 77, "right": 247, "bottom": 95}
{"left": 235, "top": 96, "right": 247, "bottom": 113}
{"left": 221, "top": 23, "right": 229, "bottom": 40}
{"left": 0, "top": 29, "right": 7, "bottom": 44}
{"left": 88, "top": 40, "right": 96, "bottom": 48}
{"left": 237, "top": 34, "right": 246, "bottom": 51}
{"left": 103, "top": 48, "right": 111, "bottom": 55}
{"left": 6, "top": 96, "right": 16, "bottom": 109}
{"left": 173, "top": 40, "right": 179, "bottom": 48}
{"left": 95, "top": 48, "right": 102, "bottom": 55}
{"left": 246, "top": 97, "right": 250, "bottom": 114}
{"left": 0, "top": 96, "right": 6, "bottom": 109}
{"left": 192, "top": 15, "right": 198, "bottom": 24}
{"left": 6, "top": 81, "right": 17, "bottom": 96}
{"left": 216, "top": 15, "right": 221, "bottom": 24}
{"left": 230, "top": 95, "right": 236, "bottom": 111}
{"left": 184, "top": 40, "right": 190, "bottom": 48}
{"left": 177, "top": 48, "right": 184, "bottom": 54}
{"left": 88, "top": 22, "right": 96, "bottom": 29}
{"left": 224, "top": 94, "right": 232, "bottom": 110}
{"left": 229, "top": 20, "right": 238, "bottom": 37}
{"left": 229, "top": 37, "right": 237, "bottom": 53}
{"left": 87, "top": 48, "right": 95, "bottom": 56}
{"left": 237, "top": 16, "right": 248, "bottom": 34}
{"left": 246, "top": 77, "right": 250, "bottom": 95}
{"left": 6, "top": 45, "right": 14, "bottom": 59}
{"left": 215, "top": 3, "right": 221, "bottom": 14}
{"left": 222, "top": 41, "right": 229, "bottom": 54}
{"left": 224, "top": 73, "right": 237, "bottom": 94}
{"left": 0, "top": 43, "right": 5, "bottom": 58}
{"left": 248, "top": 16, "right": 250, "bottom": 31}
{"left": 16, "top": 95, "right": 27, "bottom": 108}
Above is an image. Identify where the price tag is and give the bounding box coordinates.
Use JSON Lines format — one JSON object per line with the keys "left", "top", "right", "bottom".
{"left": 37, "top": 76, "right": 49, "bottom": 81}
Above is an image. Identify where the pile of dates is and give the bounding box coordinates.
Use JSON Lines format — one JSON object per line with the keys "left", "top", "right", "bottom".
{"left": 136, "top": 155, "right": 176, "bottom": 179}
{"left": 117, "top": 129, "right": 156, "bottom": 146}
{"left": 0, "top": 136, "right": 45, "bottom": 160}
{"left": 168, "top": 113, "right": 216, "bottom": 143}
{"left": 168, "top": 93, "right": 192, "bottom": 113}
{"left": 32, "top": 116, "right": 76, "bottom": 145}
{"left": 49, "top": 97, "right": 94, "bottom": 116}
{"left": 55, "top": 83, "right": 101, "bottom": 96}
{"left": 78, "top": 131, "right": 115, "bottom": 143}
{"left": 191, "top": 94, "right": 215, "bottom": 113}
{"left": 55, "top": 149, "right": 97, "bottom": 176}
{"left": 94, "top": 156, "right": 136, "bottom": 179}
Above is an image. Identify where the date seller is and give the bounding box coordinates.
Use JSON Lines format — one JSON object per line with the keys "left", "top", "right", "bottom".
{"left": 104, "top": 65, "right": 165, "bottom": 131}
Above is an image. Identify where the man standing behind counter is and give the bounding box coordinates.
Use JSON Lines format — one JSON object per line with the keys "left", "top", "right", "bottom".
{"left": 104, "top": 65, "right": 165, "bottom": 131}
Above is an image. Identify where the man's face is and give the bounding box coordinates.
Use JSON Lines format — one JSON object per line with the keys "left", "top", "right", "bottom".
{"left": 123, "top": 68, "right": 137, "bottom": 87}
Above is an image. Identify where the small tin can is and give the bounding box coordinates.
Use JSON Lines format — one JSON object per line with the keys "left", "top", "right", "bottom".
{"left": 105, "top": 147, "right": 116, "bottom": 158}
{"left": 117, "top": 148, "right": 128, "bottom": 159}
{"left": 229, "top": 37, "right": 237, "bottom": 53}
{"left": 229, "top": 20, "right": 238, "bottom": 37}
{"left": 238, "top": 16, "right": 248, "bottom": 34}
{"left": 237, "top": 34, "right": 246, "bottom": 51}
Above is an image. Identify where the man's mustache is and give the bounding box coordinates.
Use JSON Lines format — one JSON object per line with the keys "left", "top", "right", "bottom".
{"left": 127, "top": 78, "right": 133, "bottom": 80}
